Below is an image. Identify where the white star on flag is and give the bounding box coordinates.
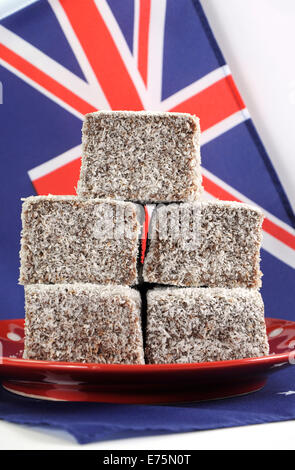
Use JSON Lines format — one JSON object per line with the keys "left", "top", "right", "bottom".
{"left": 277, "top": 391, "right": 295, "bottom": 396}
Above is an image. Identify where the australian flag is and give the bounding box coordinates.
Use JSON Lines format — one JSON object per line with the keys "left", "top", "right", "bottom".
{"left": 0, "top": 0, "right": 294, "bottom": 321}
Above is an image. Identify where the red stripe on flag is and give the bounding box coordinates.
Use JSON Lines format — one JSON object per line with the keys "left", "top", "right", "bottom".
{"left": 170, "top": 76, "right": 246, "bottom": 131}
{"left": 137, "top": 0, "right": 151, "bottom": 86}
{"left": 203, "top": 175, "right": 295, "bottom": 250}
{"left": 262, "top": 219, "right": 295, "bottom": 252}
{"left": 0, "top": 44, "right": 96, "bottom": 116}
{"left": 141, "top": 206, "right": 150, "bottom": 264}
{"left": 225, "top": 74, "right": 245, "bottom": 110}
{"left": 32, "top": 158, "right": 81, "bottom": 196}
{"left": 60, "top": 0, "right": 144, "bottom": 110}
{"left": 203, "top": 175, "right": 238, "bottom": 202}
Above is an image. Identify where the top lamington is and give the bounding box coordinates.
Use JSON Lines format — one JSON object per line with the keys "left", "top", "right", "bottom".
{"left": 77, "top": 111, "right": 202, "bottom": 203}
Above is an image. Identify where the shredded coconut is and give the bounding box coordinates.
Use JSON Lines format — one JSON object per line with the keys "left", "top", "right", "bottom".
{"left": 77, "top": 110, "right": 202, "bottom": 203}
{"left": 23, "top": 284, "right": 144, "bottom": 364}
{"left": 145, "top": 287, "right": 269, "bottom": 363}
{"left": 143, "top": 200, "right": 263, "bottom": 288}
{"left": 19, "top": 195, "right": 140, "bottom": 285}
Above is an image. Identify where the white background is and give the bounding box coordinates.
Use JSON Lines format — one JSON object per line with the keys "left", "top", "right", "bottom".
{"left": 0, "top": 0, "right": 294, "bottom": 450}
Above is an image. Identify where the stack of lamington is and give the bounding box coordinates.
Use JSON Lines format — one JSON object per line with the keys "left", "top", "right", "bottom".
{"left": 20, "top": 111, "right": 269, "bottom": 364}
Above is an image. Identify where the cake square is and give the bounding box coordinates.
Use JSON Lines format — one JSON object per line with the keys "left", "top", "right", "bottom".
{"left": 145, "top": 287, "right": 269, "bottom": 364}
{"left": 23, "top": 284, "right": 144, "bottom": 364}
{"left": 143, "top": 201, "right": 263, "bottom": 288}
{"left": 77, "top": 110, "right": 202, "bottom": 203}
{"left": 19, "top": 196, "right": 140, "bottom": 285}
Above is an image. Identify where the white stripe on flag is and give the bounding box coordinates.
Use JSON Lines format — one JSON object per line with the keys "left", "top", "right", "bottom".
{"left": 48, "top": 0, "right": 110, "bottom": 110}
{"left": 94, "top": 0, "right": 148, "bottom": 108}
{"left": 0, "top": 25, "right": 101, "bottom": 109}
{"left": 133, "top": 0, "right": 140, "bottom": 67}
{"left": 147, "top": 0, "right": 167, "bottom": 108}
{"left": 202, "top": 168, "right": 295, "bottom": 269}
{"left": 0, "top": 58, "right": 84, "bottom": 121}
{"left": 203, "top": 189, "right": 295, "bottom": 269}
{"left": 160, "top": 65, "right": 230, "bottom": 112}
{"left": 28, "top": 145, "right": 82, "bottom": 181}
{"left": 202, "top": 167, "right": 295, "bottom": 236}
{"left": 262, "top": 231, "right": 295, "bottom": 269}
{"left": 201, "top": 109, "right": 250, "bottom": 146}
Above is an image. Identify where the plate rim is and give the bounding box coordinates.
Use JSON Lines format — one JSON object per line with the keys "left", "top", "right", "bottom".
{"left": 0, "top": 317, "right": 293, "bottom": 374}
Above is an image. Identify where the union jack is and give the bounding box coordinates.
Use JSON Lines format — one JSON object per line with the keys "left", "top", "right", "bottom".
{"left": 0, "top": 0, "right": 294, "bottom": 319}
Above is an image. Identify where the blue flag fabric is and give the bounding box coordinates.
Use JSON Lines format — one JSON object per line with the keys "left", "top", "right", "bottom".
{"left": 0, "top": 0, "right": 294, "bottom": 320}
{"left": 0, "top": 366, "right": 294, "bottom": 444}
{"left": 0, "top": 0, "right": 294, "bottom": 443}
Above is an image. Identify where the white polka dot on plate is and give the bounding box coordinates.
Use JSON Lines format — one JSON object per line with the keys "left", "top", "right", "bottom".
{"left": 7, "top": 332, "right": 21, "bottom": 342}
{"left": 269, "top": 328, "right": 283, "bottom": 338}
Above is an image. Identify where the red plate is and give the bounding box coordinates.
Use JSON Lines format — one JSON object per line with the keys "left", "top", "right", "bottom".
{"left": 0, "top": 318, "right": 294, "bottom": 403}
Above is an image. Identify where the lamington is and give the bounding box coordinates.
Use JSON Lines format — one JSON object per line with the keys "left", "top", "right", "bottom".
{"left": 145, "top": 287, "right": 269, "bottom": 364}
{"left": 19, "top": 196, "right": 140, "bottom": 285}
{"left": 77, "top": 110, "right": 202, "bottom": 203}
{"left": 23, "top": 284, "right": 144, "bottom": 364}
{"left": 143, "top": 201, "right": 263, "bottom": 288}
